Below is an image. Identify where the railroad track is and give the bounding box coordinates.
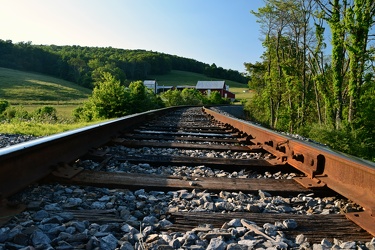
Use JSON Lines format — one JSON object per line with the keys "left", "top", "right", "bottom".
{"left": 0, "top": 106, "right": 374, "bottom": 249}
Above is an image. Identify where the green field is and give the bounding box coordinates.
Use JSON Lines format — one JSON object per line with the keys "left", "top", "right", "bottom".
{"left": 0, "top": 67, "right": 91, "bottom": 105}
{"left": 150, "top": 70, "right": 253, "bottom": 101}
{"left": 0, "top": 67, "right": 92, "bottom": 119}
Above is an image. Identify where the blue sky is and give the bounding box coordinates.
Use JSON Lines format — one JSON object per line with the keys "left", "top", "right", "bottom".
{"left": 1, "top": 0, "right": 265, "bottom": 73}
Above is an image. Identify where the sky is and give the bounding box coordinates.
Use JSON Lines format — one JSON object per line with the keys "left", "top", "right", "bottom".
{"left": 0, "top": 0, "right": 266, "bottom": 73}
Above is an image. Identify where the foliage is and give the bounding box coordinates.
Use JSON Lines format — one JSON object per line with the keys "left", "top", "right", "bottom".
{"left": 306, "top": 124, "right": 375, "bottom": 162}
{"left": 32, "top": 106, "right": 58, "bottom": 122}
{"left": 161, "top": 89, "right": 205, "bottom": 106}
{"left": 244, "top": 0, "right": 375, "bottom": 160}
{"left": 161, "top": 88, "right": 230, "bottom": 107}
{"left": 3, "top": 106, "right": 29, "bottom": 121}
{"left": 74, "top": 74, "right": 164, "bottom": 121}
{"left": 0, "top": 120, "right": 100, "bottom": 136}
{"left": 0, "top": 100, "right": 9, "bottom": 113}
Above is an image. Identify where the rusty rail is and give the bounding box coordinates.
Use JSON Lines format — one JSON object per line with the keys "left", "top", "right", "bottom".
{"left": 0, "top": 107, "right": 179, "bottom": 199}
{"left": 203, "top": 107, "right": 375, "bottom": 235}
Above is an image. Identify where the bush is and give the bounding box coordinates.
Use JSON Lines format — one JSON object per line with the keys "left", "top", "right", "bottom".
{"left": 32, "top": 106, "right": 58, "bottom": 122}
{"left": 3, "top": 106, "right": 29, "bottom": 121}
{"left": 0, "top": 100, "right": 9, "bottom": 114}
{"left": 305, "top": 124, "right": 374, "bottom": 161}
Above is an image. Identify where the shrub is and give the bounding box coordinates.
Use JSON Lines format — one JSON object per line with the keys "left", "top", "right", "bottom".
{"left": 32, "top": 106, "right": 58, "bottom": 122}
{"left": 0, "top": 100, "right": 9, "bottom": 114}
{"left": 3, "top": 106, "right": 29, "bottom": 121}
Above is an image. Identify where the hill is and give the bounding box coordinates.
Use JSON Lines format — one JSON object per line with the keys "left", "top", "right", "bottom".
{"left": 0, "top": 67, "right": 91, "bottom": 105}
{"left": 150, "top": 70, "right": 252, "bottom": 100}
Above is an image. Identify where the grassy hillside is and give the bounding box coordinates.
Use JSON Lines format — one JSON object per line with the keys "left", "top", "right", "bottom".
{"left": 149, "top": 70, "right": 253, "bottom": 101}
{"left": 0, "top": 67, "right": 91, "bottom": 105}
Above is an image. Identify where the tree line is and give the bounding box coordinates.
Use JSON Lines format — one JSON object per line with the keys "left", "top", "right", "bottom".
{"left": 0, "top": 40, "right": 248, "bottom": 89}
{"left": 245, "top": 0, "right": 375, "bottom": 160}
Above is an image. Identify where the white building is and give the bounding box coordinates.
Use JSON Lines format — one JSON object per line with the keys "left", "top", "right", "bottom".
{"left": 143, "top": 80, "right": 158, "bottom": 93}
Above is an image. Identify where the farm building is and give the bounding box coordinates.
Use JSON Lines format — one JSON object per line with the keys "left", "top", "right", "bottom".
{"left": 195, "top": 81, "right": 235, "bottom": 100}
{"left": 143, "top": 80, "right": 158, "bottom": 93}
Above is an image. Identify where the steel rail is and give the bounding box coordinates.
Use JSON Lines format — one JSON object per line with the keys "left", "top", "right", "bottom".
{"left": 203, "top": 107, "right": 375, "bottom": 236}
{"left": 0, "top": 107, "right": 181, "bottom": 199}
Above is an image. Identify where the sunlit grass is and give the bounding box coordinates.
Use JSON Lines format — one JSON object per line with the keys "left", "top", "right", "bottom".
{"left": 0, "top": 67, "right": 91, "bottom": 105}
{"left": 21, "top": 104, "right": 79, "bottom": 120}
{"left": 0, "top": 121, "right": 101, "bottom": 136}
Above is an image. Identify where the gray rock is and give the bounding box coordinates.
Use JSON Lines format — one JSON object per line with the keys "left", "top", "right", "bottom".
{"left": 227, "top": 243, "right": 248, "bottom": 250}
{"left": 312, "top": 243, "right": 328, "bottom": 250}
{"left": 31, "top": 229, "right": 51, "bottom": 246}
{"left": 119, "top": 241, "right": 134, "bottom": 250}
{"left": 169, "top": 238, "right": 181, "bottom": 249}
{"left": 295, "top": 234, "right": 306, "bottom": 245}
{"left": 92, "top": 201, "right": 106, "bottom": 209}
{"left": 0, "top": 227, "right": 10, "bottom": 243}
{"left": 100, "top": 233, "right": 118, "bottom": 250}
{"left": 44, "top": 203, "right": 62, "bottom": 211}
{"left": 70, "top": 221, "right": 87, "bottom": 233}
{"left": 227, "top": 218, "right": 242, "bottom": 228}
{"left": 283, "top": 219, "right": 297, "bottom": 229}
{"left": 33, "top": 210, "right": 50, "bottom": 221}
{"left": 159, "top": 218, "right": 173, "bottom": 228}
{"left": 237, "top": 239, "right": 257, "bottom": 248}
{"left": 56, "top": 212, "right": 74, "bottom": 221}
{"left": 258, "top": 190, "right": 271, "bottom": 199}
{"left": 65, "top": 197, "right": 83, "bottom": 207}
{"left": 143, "top": 215, "right": 158, "bottom": 225}
{"left": 320, "top": 238, "right": 332, "bottom": 248}
{"left": 339, "top": 241, "right": 356, "bottom": 249}
{"left": 206, "top": 237, "right": 227, "bottom": 250}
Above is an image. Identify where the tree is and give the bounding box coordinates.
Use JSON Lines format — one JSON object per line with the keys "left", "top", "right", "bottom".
{"left": 86, "top": 72, "right": 130, "bottom": 119}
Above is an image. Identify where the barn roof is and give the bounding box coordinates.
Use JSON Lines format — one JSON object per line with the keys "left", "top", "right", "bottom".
{"left": 196, "top": 81, "right": 225, "bottom": 89}
{"left": 144, "top": 80, "right": 157, "bottom": 85}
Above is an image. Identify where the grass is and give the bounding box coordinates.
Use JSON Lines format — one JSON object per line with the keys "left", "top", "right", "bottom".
{"left": 0, "top": 67, "right": 91, "bottom": 105}
{"left": 0, "top": 120, "right": 101, "bottom": 136}
{"left": 149, "top": 70, "right": 253, "bottom": 101}
{"left": 21, "top": 104, "right": 78, "bottom": 120}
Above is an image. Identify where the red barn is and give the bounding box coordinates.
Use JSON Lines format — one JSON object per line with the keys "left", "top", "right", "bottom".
{"left": 195, "top": 81, "right": 235, "bottom": 101}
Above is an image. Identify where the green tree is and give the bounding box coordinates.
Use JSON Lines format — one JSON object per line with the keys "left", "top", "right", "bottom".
{"left": 128, "top": 80, "right": 164, "bottom": 113}
{"left": 87, "top": 72, "right": 130, "bottom": 119}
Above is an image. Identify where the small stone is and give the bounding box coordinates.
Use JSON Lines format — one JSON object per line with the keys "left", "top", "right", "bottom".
{"left": 227, "top": 218, "right": 242, "bottom": 228}
{"left": 283, "top": 219, "right": 297, "bottom": 229}
{"left": 100, "top": 233, "right": 118, "bottom": 250}
{"left": 246, "top": 204, "right": 261, "bottom": 213}
{"left": 226, "top": 243, "right": 248, "bottom": 250}
{"left": 339, "top": 241, "right": 356, "bottom": 249}
{"left": 258, "top": 190, "right": 271, "bottom": 199}
{"left": 33, "top": 210, "right": 50, "bottom": 221}
{"left": 119, "top": 241, "right": 134, "bottom": 250}
{"left": 0, "top": 227, "right": 10, "bottom": 243}
{"left": 31, "top": 229, "right": 51, "bottom": 246}
{"left": 44, "top": 203, "right": 62, "bottom": 211}
{"left": 145, "top": 234, "right": 159, "bottom": 243}
{"left": 295, "top": 234, "right": 306, "bottom": 245}
{"left": 169, "top": 238, "right": 181, "bottom": 248}
{"left": 143, "top": 215, "right": 158, "bottom": 225}
{"left": 321, "top": 238, "right": 332, "bottom": 248}
{"left": 237, "top": 239, "right": 257, "bottom": 248}
{"left": 206, "top": 237, "right": 227, "bottom": 250}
